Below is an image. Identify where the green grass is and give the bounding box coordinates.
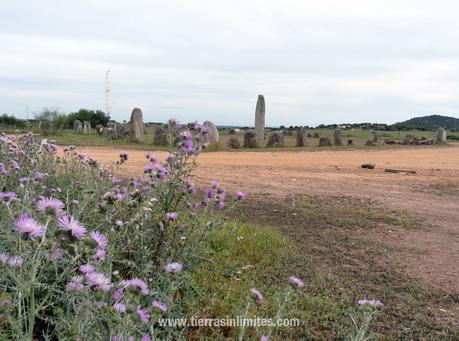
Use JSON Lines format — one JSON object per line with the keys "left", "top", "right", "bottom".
{"left": 185, "top": 196, "right": 459, "bottom": 339}
{"left": 6, "top": 127, "right": 458, "bottom": 151}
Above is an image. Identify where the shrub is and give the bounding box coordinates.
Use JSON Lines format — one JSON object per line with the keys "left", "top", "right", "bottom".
{"left": 35, "top": 109, "right": 67, "bottom": 136}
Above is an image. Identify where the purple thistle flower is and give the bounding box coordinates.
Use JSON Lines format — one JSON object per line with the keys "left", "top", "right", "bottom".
{"left": 36, "top": 197, "right": 64, "bottom": 215}
{"left": 166, "top": 212, "right": 178, "bottom": 221}
{"left": 0, "top": 192, "right": 17, "bottom": 205}
{"left": 50, "top": 246, "right": 63, "bottom": 260}
{"left": 66, "top": 276, "right": 85, "bottom": 291}
{"left": 141, "top": 335, "right": 152, "bottom": 341}
{"left": 119, "top": 151, "right": 128, "bottom": 160}
{"left": 152, "top": 300, "right": 168, "bottom": 313}
{"left": 165, "top": 262, "right": 183, "bottom": 273}
{"left": 136, "top": 306, "right": 150, "bottom": 324}
{"left": 121, "top": 278, "right": 149, "bottom": 296}
{"left": 114, "top": 288, "right": 124, "bottom": 301}
{"left": 92, "top": 247, "right": 107, "bottom": 261}
{"left": 0, "top": 163, "right": 7, "bottom": 175}
{"left": 86, "top": 272, "right": 112, "bottom": 292}
{"left": 289, "top": 276, "right": 304, "bottom": 289}
{"left": 216, "top": 201, "right": 225, "bottom": 209}
{"left": 89, "top": 231, "right": 108, "bottom": 250}
{"left": 7, "top": 255, "right": 23, "bottom": 268}
{"left": 261, "top": 336, "right": 269, "bottom": 341}
{"left": 79, "top": 263, "right": 95, "bottom": 274}
{"left": 11, "top": 160, "right": 20, "bottom": 171}
{"left": 0, "top": 252, "right": 9, "bottom": 264}
{"left": 235, "top": 191, "right": 246, "bottom": 200}
{"left": 206, "top": 188, "right": 216, "bottom": 199}
{"left": 113, "top": 302, "right": 126, "bottom": 313}
{"left": 57, "top": 215, "right": 87, "bottom": 239}
{"left": 250, "top": 288, "right": 264, "bottom": 301}
{"left": 34, "top": 171, "right": 45, "bottom": 182}
{"left": 14, "top": 213, "right": 44, "bottom": 239}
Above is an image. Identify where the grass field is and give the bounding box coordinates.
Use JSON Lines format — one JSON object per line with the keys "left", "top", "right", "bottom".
{"left": 28, "top": 127, "right": 459, "bottom": 151}
{"left": 186, "top": 196, "right": 458, "bottom": 339}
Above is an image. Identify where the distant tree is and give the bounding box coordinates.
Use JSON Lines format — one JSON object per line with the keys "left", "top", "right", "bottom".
{"left": 0, "top": 114, "right": 26, "bottom": 129}
{"left": 66, "top": 109, "right": 110, "bottom": 128}
{"left": 35, "top": 108, "right": 66, "bottom": 135}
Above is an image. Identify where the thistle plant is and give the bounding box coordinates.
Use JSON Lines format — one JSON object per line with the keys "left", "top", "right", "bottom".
{"left": 0, "top": 122, "right": 245, "bottom": 339}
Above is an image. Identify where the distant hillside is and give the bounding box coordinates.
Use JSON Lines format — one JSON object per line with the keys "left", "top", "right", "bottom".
{"left": 392, "top": 115, "right": 459, "bottom": 131}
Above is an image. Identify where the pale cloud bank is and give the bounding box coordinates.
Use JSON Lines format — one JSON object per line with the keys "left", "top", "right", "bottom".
{"left": 1, "top": 0, "right": 459, "bottom": 126}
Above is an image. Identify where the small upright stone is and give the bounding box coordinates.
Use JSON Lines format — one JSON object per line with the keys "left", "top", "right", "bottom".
{"left": 73, "top": 120, "right": 82, "bottom": 134}
{"left": 107, "top": 123, "right": 119, "bottom": 139}
{"left": 254, "top": 95, "right": 265, "bottom": 145}
{"left": 227, "top": 136, "right": 240, "bottom": 149}
{"left": 267, "top": 131, "right": 284, "bottom": 147}
{"left": 203, "top": 121, "right": 220, "bottom": 145}
{"left": 333, "top": 129, "right": 343, "bottom": 146}
{"left": 318, "top": 137, "right": 332, "bottom": 147}
{"left": 365, "top": 129, "right": 378, "bottom": 146}
{"left": 436, "top": 127, "right": 447, "bottom": 144}
{"left": 96, "top": 124, "right": 104, "bottom": 135}
{"left": 83, "top": 121, "right": 91, "bottom": 135}
{"left": 129, "top": 108, "right": 144, "bottom": 142}
{"left": 244, "top": 130, "right": 257, "bottom": 148}
{"left": 154, "top": 126, "right": 169, "bottom": 146}
{"left": 370, "top": 130, "right": 378, "bottom": 143}
{"left": 296, "top": 126, "right": 307, "bottom": 147}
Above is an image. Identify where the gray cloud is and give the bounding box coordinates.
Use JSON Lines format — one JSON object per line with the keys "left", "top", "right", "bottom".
{"left": 1, "top": 0, "right": 459, "bottom": 126}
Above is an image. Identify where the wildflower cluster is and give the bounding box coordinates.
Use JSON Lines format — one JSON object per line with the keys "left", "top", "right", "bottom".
{"left": 0, "top": 123, "right": 245, "bottom": 339}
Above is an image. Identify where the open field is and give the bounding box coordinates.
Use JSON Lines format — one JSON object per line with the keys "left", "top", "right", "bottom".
{"left": 78, "top": 144, "right": 459, "bottom": 338}
{"left": 41, "top": 128, "right": 459, "bottom": 150}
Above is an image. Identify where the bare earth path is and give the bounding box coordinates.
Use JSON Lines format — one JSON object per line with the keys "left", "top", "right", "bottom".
{"left": 80, "top": 145, "right": 459, "bottom": 294}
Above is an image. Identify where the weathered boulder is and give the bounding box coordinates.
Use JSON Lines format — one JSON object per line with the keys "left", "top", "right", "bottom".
{"left": 129, "top": 108, "right": 144, "bottom": 142}
{"left": 267, "top": 131, "right": 284, "bottom": 147}
{"left": 318, "top": 137, "right": 332, "bottom": 147}
{"left": 154, "top": 126, "right": 169, "bottom": 146}
{"left": 96, "top": 124, "right": 104, "bottom": 135}
{"left": 203, "top": 121, "right": 220, "bottom": 145}
{"left": 118, "top": 124, "right": 130, "bottom": 139}
{"left": 73, "top": 120, "right": 82, "bottom": 134}
{"left": 227, "top": 136, "right": 240, "bottom": 149}
{"left": 243, "top": 130, "right": 257, "bottom": 148}
{"left": 333, "top": 129, "right": 343, "bottom": 146}
{"left": 296, "top": 126, "right": 307, "bottom": 147}
{"left": 436, "top": 127, "right": 447, "bottom": 144}
{"left": 254, "top": 95, "right": 265, "bottom": 145}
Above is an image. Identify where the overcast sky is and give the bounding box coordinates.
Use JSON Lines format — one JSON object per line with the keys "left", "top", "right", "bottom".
{"left": 2, "top": 0, "right": 459, "bottom": 126}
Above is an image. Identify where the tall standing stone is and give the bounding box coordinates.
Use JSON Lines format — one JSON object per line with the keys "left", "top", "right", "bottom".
{"left": 254, "top": 95, "right": 265, "bottom": 145}
{"left": 129, "top": 108, "right": 144, "bottom": 142}
{"left": 436, "top": 127, "right": 447, "bottom": 144}
{"left": 296, "top": 126, "right": 307, "bottom": 147}
{"left": 334, "top": 129, "right": 343, "bottom": 146}
{"left": 203, "top": 121, "right": 220, "bottom": 145}
{"left": 83, "top": 121, "right": 91, "bottom": 135}
{"left": 73, "top": 120, "right": 82, "bottom": 134}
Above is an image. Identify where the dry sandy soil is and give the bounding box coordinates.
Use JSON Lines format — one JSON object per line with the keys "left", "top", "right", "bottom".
{"left": 79, "top": 145, "right": 459, "bottom": 295}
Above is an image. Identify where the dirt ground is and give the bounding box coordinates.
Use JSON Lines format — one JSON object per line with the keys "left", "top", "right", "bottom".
{"left": 79, "top": 145, "right": 459, "bottom": 295}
